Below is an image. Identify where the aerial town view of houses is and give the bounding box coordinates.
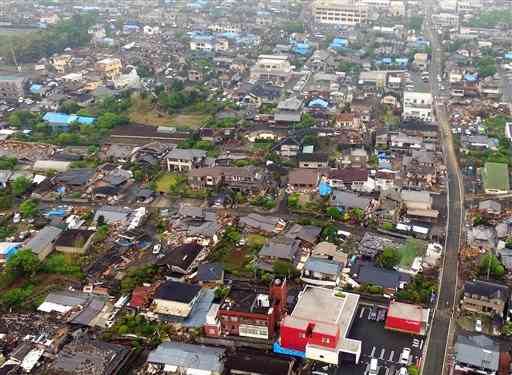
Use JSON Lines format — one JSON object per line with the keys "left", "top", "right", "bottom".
{"left": 0, "top": 0, "right": 511, "bottom": 374}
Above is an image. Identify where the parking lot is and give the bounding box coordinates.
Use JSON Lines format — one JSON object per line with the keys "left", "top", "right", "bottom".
{"left": 336, "top": 304, "right": 424, "bottom": 375}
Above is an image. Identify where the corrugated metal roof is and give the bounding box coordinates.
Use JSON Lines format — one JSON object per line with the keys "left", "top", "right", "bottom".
{"left": 147, "top": 342, "right": 225, "bottom": 372}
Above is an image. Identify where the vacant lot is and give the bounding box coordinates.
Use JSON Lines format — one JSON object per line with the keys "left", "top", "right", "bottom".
{"left": 155, "top": 173, "right": 186, "bottom": 193}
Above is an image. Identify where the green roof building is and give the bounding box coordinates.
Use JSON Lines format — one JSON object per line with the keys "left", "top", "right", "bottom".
{"left": 482, "top": 162, "right": 510, "bottom": 194}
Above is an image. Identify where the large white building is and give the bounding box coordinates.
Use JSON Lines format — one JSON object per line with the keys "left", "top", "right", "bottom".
{"left": 402, "top": 91, "right": 433, "bottom": 122}
{"left": 312, "top": 0, "right": 369, "bottom": 26}
{"left": 250, "top": 55, "right": 292, "bottom": 85}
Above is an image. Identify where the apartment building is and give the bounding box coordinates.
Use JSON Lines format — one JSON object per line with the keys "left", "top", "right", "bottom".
{"left": 402, "top": 91, "right": 433, "bottom": 122}
{"left": 250, "top": 55, "right": 292, "bottom": 85}
{"left": 312, "top": 0, "right": 369, "bottom": 26}
{"left": 95, "top": 58, "right": 122, "bottom": 79}
{"left": 462, "top": 280, "right": 509, "bottom": 318}
{"left": 0, "top": 74, "right": 25, "bottom": 100}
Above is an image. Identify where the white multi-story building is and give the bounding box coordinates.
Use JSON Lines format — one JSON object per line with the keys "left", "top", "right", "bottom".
{"left": 208, "top": 23, "right": 242, "bottom": 33}
{"left": 432, "top": 12, "right": 459, "bottom": 29}
{"left": 402, "top": 91, "right": 433, "bottom": 122}
{"left": 190, "top": 37, "right": 214, "bottom": 52}
{"left": 249, "top": 55, "right": 292, "bottom": 85}
{"left": 312, "top": 0, "right": 369, "bottom": 26}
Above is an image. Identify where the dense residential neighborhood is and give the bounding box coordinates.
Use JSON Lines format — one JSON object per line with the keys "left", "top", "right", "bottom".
{"left": 0, "top": 0, "right": 510, "bottom": 374}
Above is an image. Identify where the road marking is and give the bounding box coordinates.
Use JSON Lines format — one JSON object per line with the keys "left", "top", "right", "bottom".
{"left": 370, "top": 346, "right": 376, "bottom": 357}
{"left": 360, "top": 307, "right": 365, "bottom": 318}
{"left": 420, "top": 339, "right": 424, "bottom": 349}
{"left": 389, "top": 351, "right": 394, "bottom": 362}
{"left": 379, "top": 348, "right": 385, "bottom": 360}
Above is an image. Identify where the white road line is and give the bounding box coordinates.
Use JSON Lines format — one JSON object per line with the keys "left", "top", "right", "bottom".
{"left": 360, "top": 307, "right": 366, "bottom": 318}
{"left": 370, "top": 346, "right": 376, "bottom": 357}
{"left": 379, "top": 348, "right": 385, "bottom": 360}
{"left": 389, "top": 351, "right": 394, "bottom": 362}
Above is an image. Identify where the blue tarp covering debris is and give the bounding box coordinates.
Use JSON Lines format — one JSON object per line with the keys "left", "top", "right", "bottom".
{"left": 330, "top": 37, "right": 348, "bottom": 49}
{"left": 319, "top": 181, "right": 332, "bottom": 197}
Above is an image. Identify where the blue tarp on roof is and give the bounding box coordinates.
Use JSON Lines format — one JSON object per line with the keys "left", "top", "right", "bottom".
{"left": 395, "top": 58, "right": 408, "bottom": 66}
{"left": 30, "top": 84, "right": 43, "bottom": 94}
{"left": 308, "top": 98, "right": 329, "bottom": 108}
{"left": 46, "top": 208, "right": 66, "bottom": 217}
{"left": 293, "top": 42, "right": 311, "bottom": 56}
{"left": 330, "top": 37, "right": 348, "bottom": 49}
{"left": 505, "top": 52, "right": 512, "bottom": 60}
{"left": 319, "top": 181, "right": 332, "bottom": 197}
{"left": 273, "top": 342, "right": 305, "bottom": 358}
{"left": 464, "top": 73, "right": 478, "bottom": 81}
{"left": 381, "top": 57, "right": 392, "bottom": 65}
{"left": 43, "top": 112, "right": 96, "bottom": 126}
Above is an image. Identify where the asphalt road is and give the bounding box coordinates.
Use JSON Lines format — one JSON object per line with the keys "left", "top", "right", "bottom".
{"left": 421, "top": 7, "right": 464, "bottom": 375}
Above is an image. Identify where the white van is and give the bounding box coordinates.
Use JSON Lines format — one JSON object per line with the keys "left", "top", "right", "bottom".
{"left": 369, "top": 358, "right": 378, "bottom": 375}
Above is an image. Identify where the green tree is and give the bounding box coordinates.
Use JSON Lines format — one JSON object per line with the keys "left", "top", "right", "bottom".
{"left": 288, "top": 192, "right": 300, "bottom": 209}
{"left": 224, "top": 226, "right": 241, "bottom": 243}
{"left": 58, "top": 100, "right": 81, "bottom": 114}
{"left": 326, "top": 207, "right": 342, "bottom": 220}
{"left": 12, "top": 176, "right": 31, "bottom": 196}
{"left": 97, "top": 112, "right": 128, "bottom": 129}
{"left": 479, "top": 253, "right": 505, "bottom": 279}
{"left": 502, "top": 321, "right": 512, "bottom": 336}
{"left": 322, "top": 224, "right": 338, "bottom": 243}
{"left": 376, "top": 247, "right": 401, "bottom": 269}
{"left": 476, "top": 56, "right": 497, "bottom": 78}
{"left": 0, "top": 157, "right": 17, "bottom": 170}
{"left": 19, "top": 199, "right": 39, "bottom": 217}
{"left": 0, "top": 285, "right": 34, "bottom": 308}
{"left": 272, "top": 260, "right": 298, "bottom": 278}
{"left": 6, "top": 249, "right": 41, "bottom": 277}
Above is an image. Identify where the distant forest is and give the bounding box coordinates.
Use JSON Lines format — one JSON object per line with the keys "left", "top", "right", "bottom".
{"left": 0, "top": 14, "right": 95, "bottom": 64}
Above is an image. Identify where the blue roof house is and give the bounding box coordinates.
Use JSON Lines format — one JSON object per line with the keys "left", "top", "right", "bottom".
{"left": 330, "top": 37, "right": 348, "bottom": 50}
{"left": 395, "top": 58, "right": 408, "bottom": 67}
{"left": 30, "top": 84, "right": 43, "bottom": 95}
{"left": 308, "top": 98, "right": 329, "bottom": 109}
{"left": 293, "top": 42, "right": 311, "bottom": 56}
{"left": 43, "top": 112, "right": 96, "bottom": 131}
{"left": 0, "top": 242, "right": 21, "bottom": 262}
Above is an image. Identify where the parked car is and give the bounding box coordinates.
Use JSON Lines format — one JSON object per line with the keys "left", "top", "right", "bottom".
{"left": 369, "top": 308, "right": 377, "bottom": 320}
{"left": 152, "top": 243, "right": 162, "bottom": 254}
{"left": 399, "top": 348, "right": 411, "bottom": 365}
{"left": 377, "top": 309, "right": 386, "bottom": 322}
{"left": 475, "top": 319, "right": 482, "bottom": 332}
{"left": 369, "top": 358, "right": 379, "bottom": 375}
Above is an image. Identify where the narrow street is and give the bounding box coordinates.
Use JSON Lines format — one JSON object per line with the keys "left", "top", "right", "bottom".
{"left": 421, "top": 4, "right": 465, "bottom": 375}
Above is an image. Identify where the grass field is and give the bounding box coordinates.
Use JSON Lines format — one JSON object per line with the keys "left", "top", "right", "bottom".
{"left": 154, "top": 173, "right": 185, "bottom": 193}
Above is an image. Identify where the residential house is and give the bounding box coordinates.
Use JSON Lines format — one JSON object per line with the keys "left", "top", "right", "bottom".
{"left": 163, "top": 148, "right": 208, "bottom": 172}
{"left": 462, "top": 280, "right": 509, "bottom": 318}
{"left": 188, "top": 166, "right": 266, "bottom": 194}
{"left": 454, "top": 334, "right": 499, "bottom": 375}
{"left": 467, "top": 226, "right": 497, "bottom": 250}
{"left": 147, "top": 342, "right": 225, "bottom": 375}
{"left": 26, "top": 225, "right": 63, "bottom": 260}
{"left": 301, "top": 257, "right": 341, "bottom": 287}
{"left": 54, "top": 229, "right": 95, "bottom": 254}
{"left": 205, "top": 280, "right": 288, "bottom": 340}
{"left": 479, "top": 200, "right": 502, "bottom": 216}
{"left": 196, "top": 263, "right": 224, "bottom": 286}
{"left": 330, "top": 190, "right": 372, "bottom": 211}
{"left": 401, "top": 190, "right": 439, "bottom": 221}
{"left": 156, "top": 243, "right": 205, "bottom": 277}
{"left": 152, "top": 280, "right": 202, "bottom": 319}
{"left": 358, "top": 232, "right": 397, "bottom": 258}
{"left": 351, "top": 261, "right": 410, "bottom": 295}
{"left": 224, "top": 350, "right": 297, "bottom": 375}
{"left": 312, "top": 241, "right": 348, "bottom": 265}
{"left": 336, "top": 112, "right": 361, "bottom": 129}
{"left": 274, "top": 97, "right": 303, "bottom": 123}
{"left": 298, "top": 153, "right": 329, "bottom": 169}
{"left": 414, "top": 53, "right": 429, "bottom": 70}
{"left": 257, "top": 237, "right": 301, "bottom": 271}
{"left": 284, "top": 224, "right": 322, "bottom": 248}
{"left": 278, "top": 138, "right": 302, "bottom": 158}
{"left": 288, "top": 168, "right": 320, "bottom": 192}
{"left": 239, "top": 214, "right": 287, "bottom": 235}
{"left": 328, "top": 168, "right": 369, "bottom": 191}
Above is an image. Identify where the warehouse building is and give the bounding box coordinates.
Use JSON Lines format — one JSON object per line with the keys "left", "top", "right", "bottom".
{"left": 384, "top": 301, "right": 430, "bottom": 336}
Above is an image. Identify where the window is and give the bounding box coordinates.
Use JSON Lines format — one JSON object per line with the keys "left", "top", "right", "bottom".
{"left": 230, "top": 316, "right": 238, "bottom": 322}
{"left": 321, "top": 337, "right": 330, "bottom": 344}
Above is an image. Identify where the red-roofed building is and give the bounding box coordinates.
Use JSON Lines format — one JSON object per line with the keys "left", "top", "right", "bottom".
{"left": 129, "top": 286, "right": 154, "bottom": 310}
{"left": 385, "top": 301, "right": 430, "bottom": 336}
